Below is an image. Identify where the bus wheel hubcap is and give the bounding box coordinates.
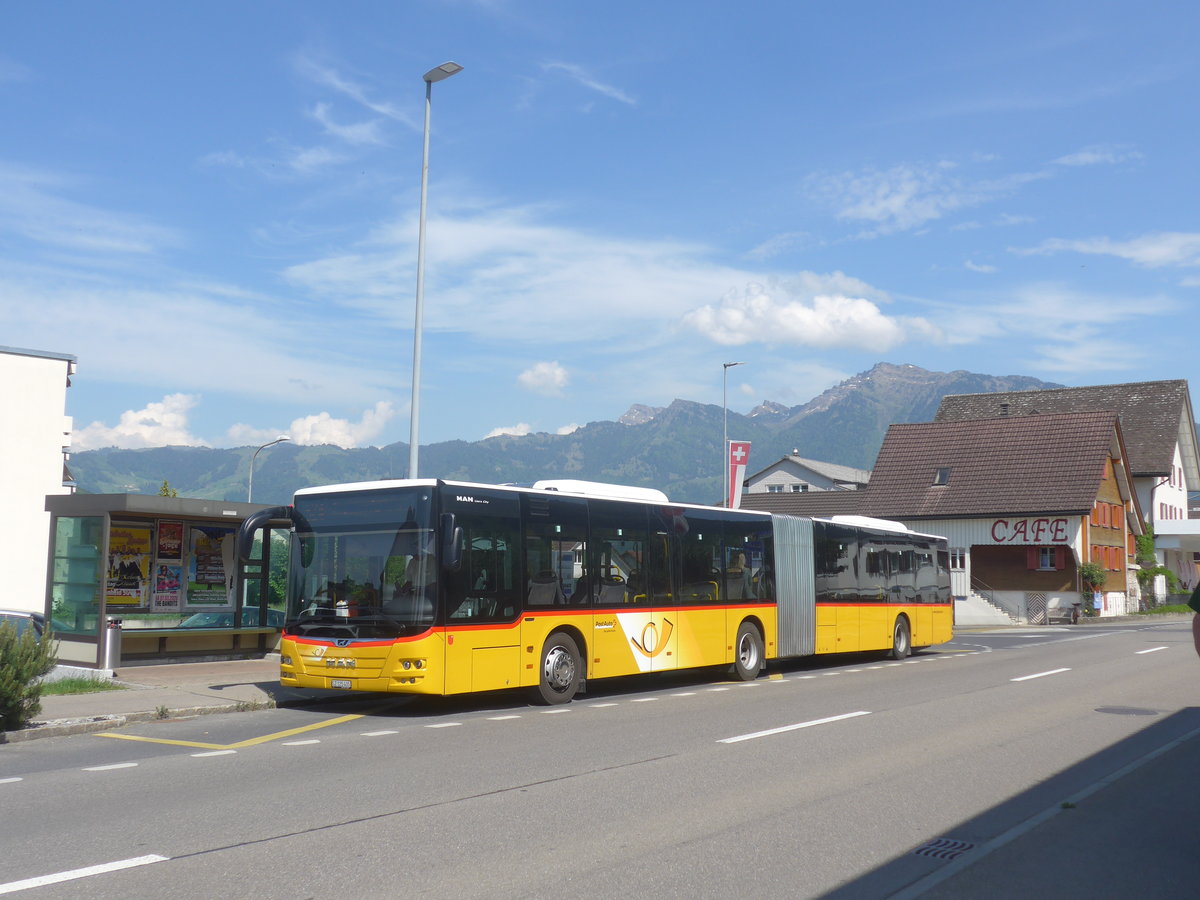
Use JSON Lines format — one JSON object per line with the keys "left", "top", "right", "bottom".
{"left": 544, "top": 646, "right": 574, "bottom": 690}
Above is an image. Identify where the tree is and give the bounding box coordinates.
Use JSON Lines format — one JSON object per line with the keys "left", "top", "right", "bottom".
{"left": 0, "top": 622, "right": 58, "bottom": 732}
{"left": 158, "top": 480, "right": 178, "bottom": 497}
{"left": 1134, "top": 525, "right": 1179, "bottom": 606}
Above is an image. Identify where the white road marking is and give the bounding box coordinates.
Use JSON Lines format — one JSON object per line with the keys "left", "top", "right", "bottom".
{"left": 0, "top": 777, "right": 22, "bottom": 785}
{"left": 540, "top": 708, "right": 570, "bottom": 714}
{"left": 0, "top": 854, "right": 168, "bottom": 895}
{"left": 718, "top": 710, "right": 872, "bottom": 744}
{"left": 486, "top": 715, "right": 522, "bottom": 720}
{"left": 584, "top": 703, "right": 617, "bottom": 709}
{"left": 631, "top": 697, "right": 657, "bottom": 702}
{"left": 424, "top": 722, "right": 462, "bottom": 728}
{"left": 190, "top": 750, "right": 236, "bottom": 757}
{"left": 282, "top": 739, "right": 321, "bottom": 745}
{"left": 671, "top": 692, "right": 697, "bottom": 697}
{"left": 1136, "top": 646, "right": 1168, "bottom": 655}
{"left": 360, "top": 730, "right": 400, "bottom": 736}
{"left": 1011, "top": 667, "right": 1071, "bottom": 682}
{"left": 82, "top": 763, "right": 138, "bottom": 771}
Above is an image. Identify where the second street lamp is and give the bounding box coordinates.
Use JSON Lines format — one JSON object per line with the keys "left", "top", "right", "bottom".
{"left": 408, "top": 61, "right": 464, "bottom": 479}
{"left": 723, "top": 361, "right": 744, "bottom": 507}
{"left": 248, "top": 435, "right": 290, "bottom": 503}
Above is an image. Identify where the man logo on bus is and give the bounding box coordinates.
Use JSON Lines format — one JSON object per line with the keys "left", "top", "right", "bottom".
{"left": 630, "top": 618, "right": 674, "bottom": 658}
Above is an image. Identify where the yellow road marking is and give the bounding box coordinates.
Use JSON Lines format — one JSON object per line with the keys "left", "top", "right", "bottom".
{"left": 94, "top": 713, "right": 367, "bottom": 749}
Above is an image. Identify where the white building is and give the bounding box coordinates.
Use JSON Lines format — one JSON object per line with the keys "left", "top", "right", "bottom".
{"left": 1, "top": 345, "right": 76, "bottom": 614}
{"left": 744, "top": 454, "right": 871, "bottom": 495}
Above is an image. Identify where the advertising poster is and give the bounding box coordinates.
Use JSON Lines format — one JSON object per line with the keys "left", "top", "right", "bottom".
{"left": 153, "top": 564, "right": 183, "bottom": 611}
{"left": 157, "top": 521, "right": 184, "bottom": 561}
{"left": 106, "top": 525, "right": 153, "bottom": 606}
{"left": 188, "top": 525, "right": 235, "bottom": 606}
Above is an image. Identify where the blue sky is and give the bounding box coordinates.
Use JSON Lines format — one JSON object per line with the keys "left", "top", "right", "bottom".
{"left": 3, "top": 1, "right": 1198, "bottom": 453}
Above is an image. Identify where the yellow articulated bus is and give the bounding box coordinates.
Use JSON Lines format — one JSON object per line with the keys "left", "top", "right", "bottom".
{"left": 238, "top": 478, "right": 953, "bottom": 704}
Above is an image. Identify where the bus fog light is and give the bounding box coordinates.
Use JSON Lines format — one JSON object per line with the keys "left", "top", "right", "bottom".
{"left": 281, "top": 655, "right": 292, "bottom": 666}
{"left": 402, "top": 660, "right": 412, "bottom": 669}
{"left": 415, "top": 659, "right": 424, "bottom": 669}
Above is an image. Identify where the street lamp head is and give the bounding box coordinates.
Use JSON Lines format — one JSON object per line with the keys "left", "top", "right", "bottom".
{"left": 423, "top": 61, "right": 464, "bottom": 83}
{"left": 724, "top": 361, "right": 745, "bottom": 370}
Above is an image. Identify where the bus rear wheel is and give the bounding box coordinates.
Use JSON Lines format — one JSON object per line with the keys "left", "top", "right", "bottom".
{"left": 732, "top": 621, "right": 764, "bottom": 681}
{"left": 890, "top": 616, "right": 911, "bottom": 660}
{"left": 536, "top": 632, "right": 581, "bottom": 704}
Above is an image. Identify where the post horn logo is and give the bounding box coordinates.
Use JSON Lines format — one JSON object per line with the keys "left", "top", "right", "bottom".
{"left": 630, "top": 617, "right": 674, "bottom": 658}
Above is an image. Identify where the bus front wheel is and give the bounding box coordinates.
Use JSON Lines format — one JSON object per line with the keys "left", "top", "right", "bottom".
{"left": 732, "top": 621, "right": 764, "bottom": 681}
{"left": 890, "top": 617, "right": 911, "bottom": 660}
{"left": 536, "top": 632, "right": 582, "bottom": 704}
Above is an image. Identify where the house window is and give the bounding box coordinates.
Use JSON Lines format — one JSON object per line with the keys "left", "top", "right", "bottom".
{"left": 1029, "top": 547, "right": 1064, "bottom": 571}
{"left": 767, "top": 485, "right": 784, "bottom": 493}
{"left": 949, "top": 548, "right": 966, "bottom": 569}
{"left": 790, "top": 484, "right": 809, "bottom": 492}
{"left": 933, "top": 467, "right": 951, "bottom": 485}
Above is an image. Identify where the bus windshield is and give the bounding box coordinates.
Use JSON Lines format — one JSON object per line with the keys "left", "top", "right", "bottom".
{"left": 287, "top": 486, "right": 438, "bottom": 640}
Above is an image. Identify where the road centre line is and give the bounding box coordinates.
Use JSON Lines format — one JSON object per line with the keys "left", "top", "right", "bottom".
{"left": 718, "top": 710, "right": 872, "bottom": 744}
{"left": 0, "top": 855, "right": 168, "bottom": 896}
{"left": 1011, "top": 667, "right": 1071, "bottom": 682}
{"left": 0, "top": 778, "right": 22, "bottom": 785}
{"left": 1136, "top": 646, "right": 1168, "bottom": 654}
{"left": 83, "top": 763, "right": 138, "bottom": 771}
{"left": 190, "top": 750, "right": 236, "bottom": 757}
{"left": 282, "top": 739, "right": 320, "bottom": 746}
{"left": 361, "top": 729, "right": 400, "bottom": 736}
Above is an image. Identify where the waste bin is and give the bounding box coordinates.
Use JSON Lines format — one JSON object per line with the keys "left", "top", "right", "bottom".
{"left": 102, "top": 616, "right": 122, "bottom": 670}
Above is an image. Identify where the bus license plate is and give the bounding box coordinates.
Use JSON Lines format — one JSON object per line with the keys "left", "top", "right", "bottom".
{"left": 330, "top": 679, "right": 352, "bottom": 690}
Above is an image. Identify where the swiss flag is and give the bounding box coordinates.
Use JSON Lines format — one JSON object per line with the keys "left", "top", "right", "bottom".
{"left": 728, "top": 441, "right": 751, "bottom": 508}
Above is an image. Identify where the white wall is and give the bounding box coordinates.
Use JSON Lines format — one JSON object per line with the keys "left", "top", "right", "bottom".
{"left": 0, "top": 348, "right": 74, "bottom": 614}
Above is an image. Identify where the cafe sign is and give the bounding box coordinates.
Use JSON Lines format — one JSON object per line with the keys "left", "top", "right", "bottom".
{"left": 990, "top": 517, "right": 1072, "bottom": 545}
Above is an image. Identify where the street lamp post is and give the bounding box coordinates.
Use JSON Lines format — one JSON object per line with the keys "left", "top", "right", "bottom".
{"left": 248, "top": 436, "right": 290, "bottom": 503}
{"left": 409, "top": 60, "right": 464, "bottom": 480}
{"left": 723, "top": 361, "right": 744, "bottom": 507}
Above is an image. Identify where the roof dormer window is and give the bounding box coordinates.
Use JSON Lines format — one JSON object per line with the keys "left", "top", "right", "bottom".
{"left": 933, "top": 467, "right": 952, "bottom": 486}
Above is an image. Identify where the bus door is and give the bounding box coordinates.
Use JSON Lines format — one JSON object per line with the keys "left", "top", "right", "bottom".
{"left": 439, "top": 489, "right": 523, "bottom": 695}
{"left": 587, "top": 500, "right": 677, "bottom": 676}
{"left": 521, "top": 493, "right": 592, "bottom": 678}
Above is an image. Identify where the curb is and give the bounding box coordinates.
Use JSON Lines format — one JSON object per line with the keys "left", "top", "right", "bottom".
{"left": 1, "top": 697, "right": 284, "bottom": 745}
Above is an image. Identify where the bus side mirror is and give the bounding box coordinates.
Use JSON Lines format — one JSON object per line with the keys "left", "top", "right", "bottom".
{"left": 237, "top": 506, "right": 294, "bottom": 563}
{"left": 441, "top": 513, "right": 463, "bottom": 571}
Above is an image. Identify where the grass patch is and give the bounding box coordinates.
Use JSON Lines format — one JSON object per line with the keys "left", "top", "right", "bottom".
{"left": 1135, "top": 604, "right": 1193, "bottom": 616}
{"left": 41, "top": 676, "right": 127, "bottom": 695}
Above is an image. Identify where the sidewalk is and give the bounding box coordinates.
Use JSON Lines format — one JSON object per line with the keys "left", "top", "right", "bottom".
{"left": 1, "top": 656, "right": 318, "bottom": 744}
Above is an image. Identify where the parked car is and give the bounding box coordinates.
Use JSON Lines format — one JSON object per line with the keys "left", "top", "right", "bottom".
{"left": 178, "top": 608, "right": 285, "bottom": 628}
{"left": 0, "top": 609, "right": 47, "bottom": 639}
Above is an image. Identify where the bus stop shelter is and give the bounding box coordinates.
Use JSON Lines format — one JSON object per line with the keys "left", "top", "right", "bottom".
{"left": 44, "top": 493, "right": 284, "bottom": 668}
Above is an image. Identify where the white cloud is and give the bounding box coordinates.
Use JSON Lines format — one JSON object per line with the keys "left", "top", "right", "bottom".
{"left": 309, "top": 102, "right": 384, "bottom": 146}
{"left": 682, "top": 278, "right": 941, "bottom": 350}
{"left": 806, "top": 161, "right": 1048, "bottom": 235}
{"left": 0, "top": 162, "right": 178, "bottom": 256}
{"left": 293, "top": 53, "right": 417, "bottom": 129}
{"left": 518, "top": 361, "right": 569, "bottom": 396}
{"left": 746, "top": 231, "right": 810, "bottom": 260}
{"left": 285, "top": 400, "right": 396, "bottom": 448}
{"left": 543, "top": 62, "right": 636, "bottom": 105}
{"left": 1052, "top": 144, "right": 1142, "bottom": 167}
{"left": 557, "top": 423, "right": 581, "bottom": 435}
{"left": 73, "top": 394, "right": 208, "bottom": 450}
{"left": 1017, "top": 232, "right": 1200, "bottom": 268}
{"left": 485, "top": 423, "right": 533, "bottom": 438}
{"left": 965, "top": 260, "right": 997, "bottom": 273}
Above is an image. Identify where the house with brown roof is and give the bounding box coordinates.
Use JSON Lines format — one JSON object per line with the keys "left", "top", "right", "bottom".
{"left": 744, "top": 410, "right": 1143, "bottom": 622}
{"left": 935, "top": 380, "right": 1199, "bottom": 598}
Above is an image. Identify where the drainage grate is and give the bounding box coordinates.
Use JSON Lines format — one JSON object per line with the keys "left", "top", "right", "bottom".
{"left": 913, "top": 838, "right": 976, "bottom": 860}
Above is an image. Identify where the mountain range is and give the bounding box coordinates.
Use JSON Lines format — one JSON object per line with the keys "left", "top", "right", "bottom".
{"left": 69, "top": 362, "right": 1062, "bottom": 506}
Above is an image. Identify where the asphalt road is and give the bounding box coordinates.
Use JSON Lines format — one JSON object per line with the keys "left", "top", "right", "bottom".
{"left": 1, "top": 621, "right": 1197, "bottom": 898}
